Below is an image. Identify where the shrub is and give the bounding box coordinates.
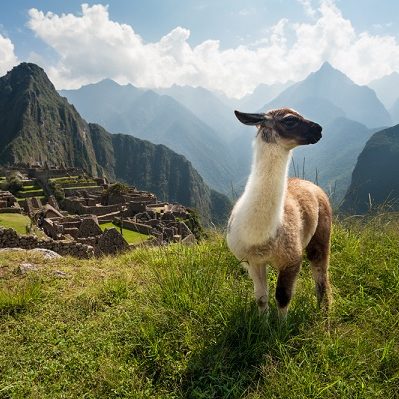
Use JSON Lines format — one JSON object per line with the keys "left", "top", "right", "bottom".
{"left": 6, "top": 175, "right": 23, "bottom": 195}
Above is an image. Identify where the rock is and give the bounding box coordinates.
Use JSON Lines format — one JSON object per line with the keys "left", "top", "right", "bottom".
{"left": 181, "top": 234, "right": 196, "bottom": 245}
{"left": 16, "top": 262, "right": 38, "bottom": 274}
{"left": 53, "top": 270, "right": 69, "bottom": 278}
{"left": 31, "top": 248, "right": 62, "bottom": 259}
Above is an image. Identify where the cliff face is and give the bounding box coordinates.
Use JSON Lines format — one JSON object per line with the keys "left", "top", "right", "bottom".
{"left": 341, "top": 124, "right": 399, "bottom": 214}
{"left": 0, "top": 63, "right": 231, "bottom": 223}
{"left": 0, "top": 63, "right": 99, "bottom": 176}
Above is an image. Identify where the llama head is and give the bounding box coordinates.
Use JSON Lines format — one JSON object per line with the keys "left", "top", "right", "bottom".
{"left": 234, "top": 108, "right": 322, "bottom": 150}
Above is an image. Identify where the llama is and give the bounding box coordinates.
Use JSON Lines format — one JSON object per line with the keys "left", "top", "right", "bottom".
{"left": 226, "top": 108, "right": 332, "bottom": 318}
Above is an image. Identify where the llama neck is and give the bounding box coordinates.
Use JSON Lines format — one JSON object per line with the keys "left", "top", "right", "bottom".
{"left": 237, "top": 142, "right": 291, "bottom": 244}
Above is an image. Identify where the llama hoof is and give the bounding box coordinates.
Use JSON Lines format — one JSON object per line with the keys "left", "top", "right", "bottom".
{"left": 277, "top": 306, "right": 288, "bottom": 321}
{"left": 257, "top": 295, "right": 269, "bottom": 314}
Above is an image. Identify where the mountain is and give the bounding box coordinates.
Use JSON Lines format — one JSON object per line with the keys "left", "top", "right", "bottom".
{"left": 0, "top": 63, "right": 231, "bottom": 223}
{"left": 390, "top": 98, "right": 399, "bottom": 125}
{"left": 0, "top": 63, "right": 99, "bottom": 176}
{"left": 238, "top": 81, "right": 293, "bottom": 112}
{"left": 368, "top": 72, "right": 399, "bottom": 110}
{"left": 155, "top": 85, "right": 241, "bottom": 143}
{"left": 264, "top": 62, "right": 392, "bottom": 128}
{"left": 341, "top": 124, "right": 399, "bottom": 214}
{"left": 60, "top": 82, "right": 238, "bottom": 193}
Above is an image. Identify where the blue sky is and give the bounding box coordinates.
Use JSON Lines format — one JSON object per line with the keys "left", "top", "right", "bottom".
{"left": 1, "top": 1, "right": 399, "bottom": 97}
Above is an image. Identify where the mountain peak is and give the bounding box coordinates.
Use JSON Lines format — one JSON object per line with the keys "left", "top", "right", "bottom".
{"left": 2, "top": 62, "right": 56, "bottom": 94}
{"left": 7, "top": 62, "right": 50, "bottom": 83}
{"left": 314, "top": 61, "right": 349, "bottom": 79}
{"left": 11, "top": 62, "right": 45, "bottom": 75}
{"left": 319, "top": 61, "right": 334, "bottom": 70}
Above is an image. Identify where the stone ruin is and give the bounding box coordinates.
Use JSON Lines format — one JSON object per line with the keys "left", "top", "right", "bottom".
{"left": 0, "top": 168, "right": 200, "bottom": 258}
{"left": 95, "top": 228, "right": 129, "bottom": 257}
{"left": 0, "top": 191, "right": 21, "bottom": 214}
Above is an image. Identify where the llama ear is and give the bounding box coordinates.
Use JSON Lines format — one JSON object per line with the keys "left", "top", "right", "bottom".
{"left": 234, "top": 110, "right": 265, "bottom": 126}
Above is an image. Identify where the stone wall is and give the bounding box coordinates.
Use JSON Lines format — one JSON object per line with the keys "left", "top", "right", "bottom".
{"left": 114, "top": 219, "right": 152, "bottom": 235}
{"left": 0, "top": 227, "right": 94, "bottom": 259}
{"left": 62, "top": 198, "right": 121, "bottom": 216}
{"left": 64, "top": 187, "right": 103, "bottom": 197}
{"left": 0, "top": 208, "right": 22, "bottom": 214}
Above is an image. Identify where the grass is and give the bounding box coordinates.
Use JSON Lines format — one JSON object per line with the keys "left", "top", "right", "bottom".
{"left": 19, "top": 189, "right": 44, "bottom": 194}
{"left": 0, "top": 219, "right": 398, "bottom": 398}
{"left": 63, "top": 185, "right": 99, "bottom": 190}
{"left": 0, "top": 213, "right": 31, "bottom": 234}
{"left": 99, "top": 222, "right": 149, "bottom": 244}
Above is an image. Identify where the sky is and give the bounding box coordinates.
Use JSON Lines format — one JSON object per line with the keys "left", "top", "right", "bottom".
{"left": 1, "top": 0, "right": 399, "bottom": 98}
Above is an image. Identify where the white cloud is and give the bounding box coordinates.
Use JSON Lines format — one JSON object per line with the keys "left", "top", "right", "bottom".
{"left": 297, "top": 0, "right": 317, "bottom": 18}
{"left": 27, "top": 2, "right": 399, "bottom": 98}
{"left": 0, "top": 34, "right": 18, "bottom": 76}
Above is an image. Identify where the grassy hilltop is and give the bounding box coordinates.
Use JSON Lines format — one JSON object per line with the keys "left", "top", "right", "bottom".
{"left": 0, "top": 219, "right": 398, "bottom": 398}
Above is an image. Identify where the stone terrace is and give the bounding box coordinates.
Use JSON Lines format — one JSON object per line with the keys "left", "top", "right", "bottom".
{"left": 0, "top": 167, "right": 200, "bottom": 257}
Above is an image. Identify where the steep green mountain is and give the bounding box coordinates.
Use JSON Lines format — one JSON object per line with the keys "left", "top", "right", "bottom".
{"left": 264, "top": 62, "right": 391, "bottom": 128}
{"left": 61, "top": 81, "right": 238, "bottom": 193}
{"left": 0, "top": 63, "right": 231, "bottom": 223}
{"left": 0, "top": 62, "right": 99, "bottom": 176}
{"left": 341, "top": 124, "right": 399, "bottom": 214}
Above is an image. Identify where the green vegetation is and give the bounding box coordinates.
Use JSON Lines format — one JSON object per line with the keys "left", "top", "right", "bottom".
{"left": 99, "top": 222, "right": 149, "bottom": 244}
{"left": 0, "top": 218, "right": 398, "bottom": 398}
{"left": 63, "top": 186, "right": 98, "bottom": 190}
{"left": 0, "top": 174, "right": 23, "bottom": 195}
{"left": 0, "top": 213, "right": 31, "bottom": 234}
{"left": 48, "top": 180, "right": 65, "bottom": 202}
{"left": 104, "top": 182, "right": 130, "bottom": 195}
{"left": 19, "top": 189, "right": 44, "bottom": 194}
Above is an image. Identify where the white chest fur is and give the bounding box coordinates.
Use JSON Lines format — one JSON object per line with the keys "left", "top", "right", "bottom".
{"left": 227, "top": 140, "right": 291, "bottom": 259}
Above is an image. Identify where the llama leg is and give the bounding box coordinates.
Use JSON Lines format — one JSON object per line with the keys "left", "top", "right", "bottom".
{"left": 247, "top": 262, "right": 269, "bottom": 313}
{"left": 275, "top": 263, "right": 301, "bottom": 320}
{"left": 306, "top": 227, "right": 332, "bottom": 311}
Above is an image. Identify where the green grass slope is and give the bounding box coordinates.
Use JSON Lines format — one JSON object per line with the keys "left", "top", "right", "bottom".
{"left": 0, "top": 213, "right": 31, "bottom": 234}
{"left": 0, "top": 220, "right": 398, "bottom": 398}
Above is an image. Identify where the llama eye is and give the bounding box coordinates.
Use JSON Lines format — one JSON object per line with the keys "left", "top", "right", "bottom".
{"left": 282, "top": 116, "right": 299, "bottom": 128}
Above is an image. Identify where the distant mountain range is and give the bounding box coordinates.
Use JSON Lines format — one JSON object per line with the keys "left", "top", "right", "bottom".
{"left": 264, "top": 62, "right": 391, "bottom": 128}
{"left": 48, "top": 59, "right": 399, "bottom": 215}
{"left": 60, "top": 62, "right": 396, "bottom": 206}
{"left": 0, "top": 63, "right": 231, "bottom": 224}
{"left": 60, "top": 81, "right": 239, "bottom": 194}
{"left": 238, "top": 81, "right": 293, "bottom": 112}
